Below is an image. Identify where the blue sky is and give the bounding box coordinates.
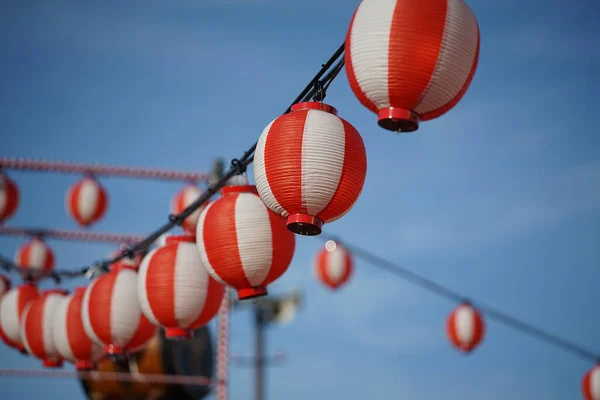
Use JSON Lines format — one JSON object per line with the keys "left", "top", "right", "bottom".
{"left": 1, "top": 0, "right": 599, "bottom": 399}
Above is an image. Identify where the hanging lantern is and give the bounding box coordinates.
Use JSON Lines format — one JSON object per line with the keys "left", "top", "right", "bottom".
{"left": 170, "top": 184, "right": 205, "bottom": 234}
{"left": 15, "top": 238, "right": 55, "bottom": 279}
{"left": 0, "top": 274, "right": 10, "bottom": 298}
{"left": 314, "top": 240, "right": 353, "bottom": 290}
{"left": 583, "top": 365, "right": 600, "bottom": 400}
{"left": 82, "top": 263, "right": 156, "bottom": 356}
{"left": 345, "top": 0, "right": 480, "bottom": 132}
{"left": 138, "top": 235, "right": 225, "bottom": 338}
{"left": 0, "top": 172, "right": 19, "bottom": 224}
{"left": 253, "top": 102, "right": 367, "bottom": 236}
{"left": 446, "top": 302, "right": 484, "bottom": 353}
{"left": 196, "top": 185, "right": 295, "bottom": 300}
{"left": 52, "top": 287, "right": 103, "bottom": 370}
{"left": 21, "top": 289, "right": 68, "bottom": 367}
{"left": 0, "top": 283, "right": 39, "bottom": 351}
{"left": 66, "top": 176, "right": 108, "bottom": 227}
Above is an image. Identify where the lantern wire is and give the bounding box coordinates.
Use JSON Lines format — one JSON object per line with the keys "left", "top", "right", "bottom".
{"left": 318, "top": 232, "right": 600, "bottom": 364}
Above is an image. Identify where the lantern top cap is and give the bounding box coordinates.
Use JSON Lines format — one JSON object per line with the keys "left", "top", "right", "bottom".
{"left": 166, "top": 235, "right": 196, "bottom": 244}
{"left": 43, "top": 288, "right": 68, "bottom": 297}
{"left": 221, "top": 185, "right": 258, "bottom": 196}
{"left": 291, "top": 101, "right": 338, "bottom": 116}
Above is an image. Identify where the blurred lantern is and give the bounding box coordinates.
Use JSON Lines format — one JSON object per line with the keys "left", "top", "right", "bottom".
{"left": 0, "top": 172, "right": 19, "bottom": 223}
{"left": 196, "top": 185, "right": 295, "bottom": 300}
{"left": 66, "top": 176, "right": 108, "bottom": 227}
{"left": 0, "top": 274, "right": 10, "bottom": 298}
{"left": 82, "top": 263, "right": 156, "bottom": 356}
{"left": 446, "top": 302, "right": 484, "bottom": 353}
{"left": 314, "top": 240, "right": 353, "bottom": 290}
{"left": 15, "top": 238, "right": 55, "bottom": 279}
{"left": 225, "top": 174, "right": 248, "bottom": 187}
{"left": 53, "top": 287, "right": 103, "bottom": 370}
{"left": 0, "top": 283, "right": 39, "bottom": 351}
{"left": 171, "top": 184, "right": 205, "bottom": 234}
{"left": 583, "top": 364, "right": 600, "bottom": 400}
{"left": 345, "top": 0, "right": 480, "bottom": 132}
{"left": 21, "top": 288, "right": 68, "bottom": 367}
{"left": 254, "top": 102, "right": 367, "bottom": 236}
{"left": 138, "top": 235, "right": 224, "bottom": 339}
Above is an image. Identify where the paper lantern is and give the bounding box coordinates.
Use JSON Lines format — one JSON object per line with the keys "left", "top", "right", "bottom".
{"left": 314, "top": 240, "right": 353, "bottom": 290}
{"left": 82, "top": 264, "right": 156, "bottom": 355}
{"left": 21, "top": 289, "right": 68, "bottom": 367}
{"left": 66, "top": 176, "right": 108, "bottom": 227}
{"left": 583, "top": 365, "right": 600, "bottom": 400}
{"left": 0, "top": 172, "right": 19, "bottom": 223}
{"left": 0, "top": 283, "right": 39, "bottom": 351}
{"left": 0, "top": 274, "right": 10, "bottom": 298}
{"left": 196, "top": 185, "right": 295, "bottom": 300}
{"left": 446, "top": 302, "right": 484, "bottom": 353}
{"left": 138, "top": 235, "right": 224, "bottom": 338}
{"left": 254, "top": 102, "right": 367, "bottom": 236}
{"left": 53, "top": 287, "right": 103, "bottom": 370}
{"left": 170, "top": 184, "right": 205, "bottom": 234}
{"left": 345, "top": 0, "right": 480, "bottom": 132}
{"left": 15, "top": 238, "right": 55, "bottom": 278}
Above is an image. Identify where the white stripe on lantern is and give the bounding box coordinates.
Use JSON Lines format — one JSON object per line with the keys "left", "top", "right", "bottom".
{"left": 173, "top": 244, "right": 206, "bottom": 326}
{"left": 81, "top": 280, "right": 103, "bottom": 347}
{"left": 414, "top": 0, "right": 479, "bottom": 114}
{"left": 20, "top": 304, "right": 33, "bottom": 354}
{"left": 302, "top": 110, "right": 346, "bottom": 217}
{"left": 137, "top": 248, "right": 160, "bottom": 326}
{"left": 253, "top": 120, "right": 286, "bottom": 217}
{"left": 455, "top": 306, "right": 475, "bottom": 345}
{"left": 196, "top": 203, "right": 227, "bottom": 286}
{"left": 42, "top": 295, "right": 63, "bottom": 358}
{"left": 23, "top": 240, "right": 48, "bottom": 270}
{"left": 184, "top": 186, "right": 203, "bottom": 224}
{"left": 53, "top": 297, "right": 75, "bottom": 362}
{"left": 348, "top": 0, "right": 397, "bottom": 109}
{"left": 110, "top": 269, "right": 140, "bottom": 348}
{"left": 77, "top": 179, "right": 101, "bottom": 223}
{"left": 591, "top": 367, "right": 600, "bottom": 399}
{"left": 326, "top": 248, "right": 347, "bottom": 285}
{"left": 0, "top": 290, "right": 20, "bottom": 344}
{"left": 235, "top": 194, "right": 272, "bottom": 287}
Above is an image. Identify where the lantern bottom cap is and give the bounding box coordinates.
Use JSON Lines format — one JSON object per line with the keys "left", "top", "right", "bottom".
{"left": 104, "top": 345, "right": 124, "bottom": 356}
{"left": 377, "top": 107, "right": 420, "bottom": 133}
{"left": 238, "top": 286, "right": 268, "bottom": 300}
{"left": 43, "top": 359, "right": 63, "bottom": 368}
{"left": 75, "top": 360, "right": 95, "bottom": 370}
{"left": 165, "top": 327, "right": 192, "bottom": 339}
{"left": 286, "top": 213, "right": 323, "bottom": 236}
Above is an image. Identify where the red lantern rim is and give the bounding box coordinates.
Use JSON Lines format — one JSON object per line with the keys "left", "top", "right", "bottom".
{"left": 291, "top": 101, "right": 338, "bottom": 115}
{"left": 166, "top": 235, "right": 196, "bottom": 244}
{"left": 221, "top": 185, "right": 258, "bottom": 195}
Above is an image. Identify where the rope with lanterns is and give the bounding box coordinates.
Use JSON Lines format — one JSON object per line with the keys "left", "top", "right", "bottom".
{"left": 0, "top": 0, "right": 598, "bottom": 398}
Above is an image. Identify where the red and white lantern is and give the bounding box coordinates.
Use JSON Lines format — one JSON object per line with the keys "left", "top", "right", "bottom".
{"left": 138, "top": 235, "right": 225, "bottom": 338}
{"left": 583, "top": 365, "right": 600, "bottom": 400}
{"left": 446, "top": 302, "right": 484, "bottom": 353}
{"left": 0, "top": 283, "right": 39, "bottom": 351}
{"left": 15, "top": 238, "right": 55, "bottom": 278}
{"left": 314, "top": 240, "right": 353, "bottom": 290}
{"left": 345, "top": 0, "right": 480, "bottom": 132}
{"left": 0, "top": 172, "right": 19, "bottom": 223}
{"left": 66, "top": 176, "right": 108, "bottom": 227}
{"left": 21, "top": 289, "right": 68, "bottom": 367}
{"left": 196, "top": 185, "right": 295, "bottom": 300}
{"left": 170, "top": 184, "right": 205, "bottom": 234}
{"left": 0, "top": 275, "right": 10, "bottom": 298}
{"left": 254, "top": 102, "right": 367, "bottom": 236}
{"left": 82, "top": 264, "right": 156, "bottom": 355}
{"left": 52, "top": 287, "right": 103, "bottom": 370}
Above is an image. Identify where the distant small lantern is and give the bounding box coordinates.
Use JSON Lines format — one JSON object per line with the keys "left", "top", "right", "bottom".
{"left": 138, "top": 235, "right": 225, "bottom": 338}
{"left": 254, "top": 102, "right": 367, "bottom": 236}
{"left": 0, "top": 172, "right": 19, "bottom": 224}
{"left": 15, "top": 238, "right": 55, "bottom": 279}
{"left": 170, "top": 184, "right": 205, "bottom": 234}
{"left": 446, "top": 302, "right": 485, "bottom": 353}
{"left": 66, "top": 176, "right": 108, "bottom": 227}
{"left": 345, "top": 0, "right": 480, "bottom": 132}
{"left": 0, "top": 283, "right": 39, "bottom": 351}
{"left": 582, "top": 364, "right": 600, "bottom": 400}
{"left": 196, "top": 185, "right": 295, "bottom": 300}
{"left": 314, "top": 240, "right": 353, "bottom": 290}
